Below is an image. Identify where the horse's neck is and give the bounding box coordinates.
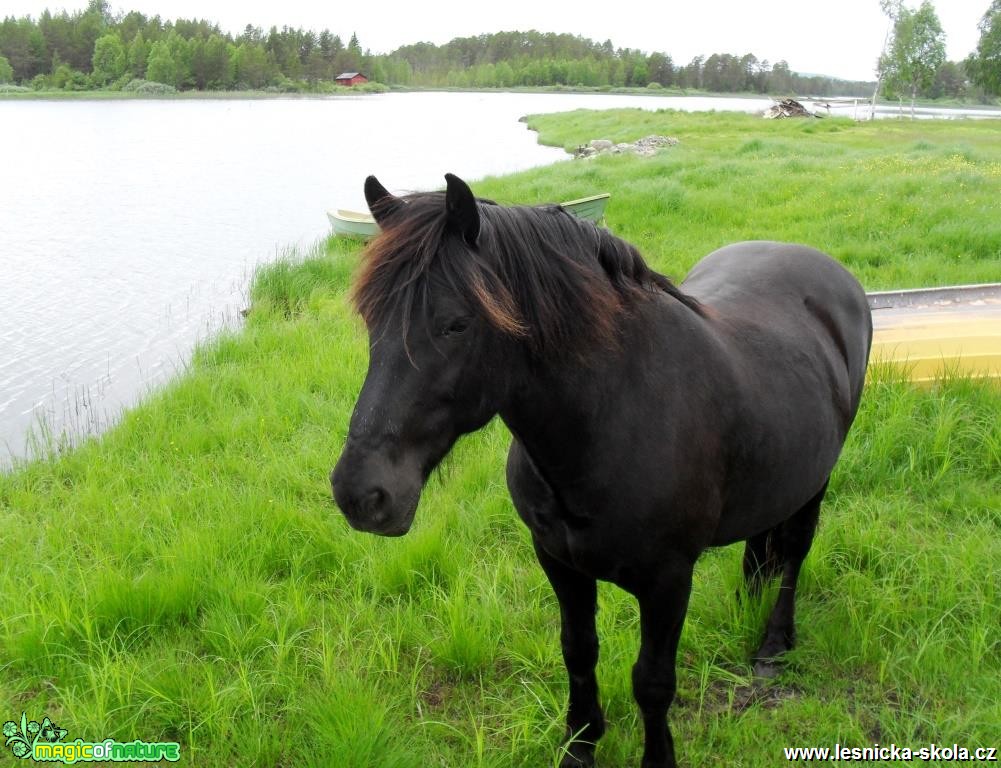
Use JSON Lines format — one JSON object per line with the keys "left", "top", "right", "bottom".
{"left": 501, "top": 361, "right": 603, "bottom": 469}
{"left": 498, "top": 291, "right": 705, "bottom": 481}
{"left": 499, "top": 324, "right": 646, "bottom": 485}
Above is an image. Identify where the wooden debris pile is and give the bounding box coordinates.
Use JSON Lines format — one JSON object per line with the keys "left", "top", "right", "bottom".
{"left": 763, "top": 99, "right": 817, "bottom": 119}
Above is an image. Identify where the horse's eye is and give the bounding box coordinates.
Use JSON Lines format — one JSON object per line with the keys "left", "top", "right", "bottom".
{"left": 441, "top": 318, "right": 470, "bottom": 337}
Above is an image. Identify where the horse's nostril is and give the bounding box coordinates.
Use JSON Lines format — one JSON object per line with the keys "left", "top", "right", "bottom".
{"left": 363, "top": 487, "right": 387, "bottom": 512}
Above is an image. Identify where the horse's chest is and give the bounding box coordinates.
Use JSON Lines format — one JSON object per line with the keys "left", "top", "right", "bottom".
{"left": 506, "top": 445, "right": 623, "bottom": 580}
{"left": 516, "top": 497, "right": 574, "bottom": 559}
{"left": 518, "top": 500, "right": 623, "bottom": 579}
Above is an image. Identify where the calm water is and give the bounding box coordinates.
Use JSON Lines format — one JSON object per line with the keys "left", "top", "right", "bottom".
{"left": 11, "top": 89, "right": 957, "bottom": 463}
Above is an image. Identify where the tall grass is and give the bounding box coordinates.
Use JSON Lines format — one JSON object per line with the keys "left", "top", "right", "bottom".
{"left": 1, "top": 111, "right": 999, "bottom": 766}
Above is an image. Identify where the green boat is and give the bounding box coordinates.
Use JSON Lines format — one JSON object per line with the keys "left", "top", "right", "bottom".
{"left": 328, "top": 192, "right": 611, "bottom": 239}
{"left": 326, "top": 209, "right": 380, "bottom": 239}
{"left": 559, "top": 192, "right": 611, "bottom": 224}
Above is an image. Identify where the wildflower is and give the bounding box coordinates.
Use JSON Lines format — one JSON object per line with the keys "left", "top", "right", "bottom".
{"left": 11, "top": 741, "right": 28, "bottom": 757}
{"left": 26, "top": 721, "right": 40, "bottom": 735}
{"left": 1, "top": 721, "right": 17, "bottom": 737}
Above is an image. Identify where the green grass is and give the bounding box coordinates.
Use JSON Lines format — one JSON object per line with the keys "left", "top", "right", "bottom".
{"left": 495, "top": 109, "right": 1001, "bottom": 289}
{"left": 1, "top": 110, "right": 1000, "bottom": 766}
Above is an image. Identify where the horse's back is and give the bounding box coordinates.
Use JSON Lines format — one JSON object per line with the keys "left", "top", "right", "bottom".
{"left": 682, "top": 241, "right": 872, "bottom": 409}
{"left": 683, "top": 241, "right": 864, "bottom": 315}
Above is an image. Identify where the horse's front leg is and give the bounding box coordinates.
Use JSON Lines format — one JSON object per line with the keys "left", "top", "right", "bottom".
{"left": 533, "top": 540, "right": 605, "bottom": 768}
{"left": 631, "top": 561, "right": 694, "bottom": 768}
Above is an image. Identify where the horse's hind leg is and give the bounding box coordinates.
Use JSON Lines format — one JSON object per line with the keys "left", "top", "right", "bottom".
{"left": 753, "top": 478, "right": 829, "bottom": 678}
{"left": 533, "top": 540, "right": 605, "bottom": 768}
{"left": 741, "top": 529, "right": 782, "bottom": 596}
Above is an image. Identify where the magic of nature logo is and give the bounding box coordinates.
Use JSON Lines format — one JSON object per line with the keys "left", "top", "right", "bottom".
{"left": 3, "top": 713, "right": 180, "bottom": 763}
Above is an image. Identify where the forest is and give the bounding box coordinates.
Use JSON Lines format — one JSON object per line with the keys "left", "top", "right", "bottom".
{"left": 0, "top": 0, "right": 989, "bottom": 99}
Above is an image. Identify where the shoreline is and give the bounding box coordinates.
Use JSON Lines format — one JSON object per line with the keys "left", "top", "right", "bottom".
{"left": 2, "top": 84, "right": 999, "bottom": 110}
{"left": 0, "top": 85, "right": 764, "bottom": 102}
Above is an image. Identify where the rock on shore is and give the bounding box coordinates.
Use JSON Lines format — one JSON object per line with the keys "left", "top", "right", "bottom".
{"left": 574, "top": 135, "right": 679, "bottom": 159}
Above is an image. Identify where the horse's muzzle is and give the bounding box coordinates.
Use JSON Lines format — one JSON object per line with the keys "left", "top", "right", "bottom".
{"left": 330, "top": 460, "right": 418, "bottom": 537}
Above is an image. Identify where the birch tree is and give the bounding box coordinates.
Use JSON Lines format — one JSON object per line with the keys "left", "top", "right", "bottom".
{"left": 880, "top": 0, "right": 946, "bottom": 117}
{"left": 966, "top": 0, "right": 1001, "bottom": 95}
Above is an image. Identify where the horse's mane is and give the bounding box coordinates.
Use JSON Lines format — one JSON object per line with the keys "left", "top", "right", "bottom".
{"left": 352, "top": 192, "right": 703, "bottom": 358}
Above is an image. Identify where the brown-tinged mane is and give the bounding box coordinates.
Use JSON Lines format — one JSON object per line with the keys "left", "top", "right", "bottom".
{"left": 351, "top": 192, "right": 703, "bottom": 357}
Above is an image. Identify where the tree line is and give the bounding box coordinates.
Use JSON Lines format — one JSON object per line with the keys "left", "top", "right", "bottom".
{"left": 0, "top": 1, "right": 375, "bottom": 91}
{"left": 1, "top": 0, "right": 999, "bottom": 100}
{"left": 391, "top": 32, "right": 880, "bottom": 96}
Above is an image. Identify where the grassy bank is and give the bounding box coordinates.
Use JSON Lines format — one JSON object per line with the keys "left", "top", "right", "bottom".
{"left": 507, "top": 110, "right": 1001, "bottom": 290}
{"left": 1, "top": 110, "right": 999, "bottom": 767}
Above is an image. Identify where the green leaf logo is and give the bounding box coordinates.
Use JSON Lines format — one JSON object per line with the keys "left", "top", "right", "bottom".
{"left": 4, "top": 713, "right": 67, "bottom": 759}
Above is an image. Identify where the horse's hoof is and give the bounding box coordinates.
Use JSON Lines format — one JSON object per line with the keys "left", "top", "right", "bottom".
{"left": 560, "top": 743, "right": 596, "bottom": 768}
{"left": 752, "top": 658, "right": 782, "bottom": 679}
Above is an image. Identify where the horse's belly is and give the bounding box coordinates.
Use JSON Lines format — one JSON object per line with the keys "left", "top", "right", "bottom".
{"left": 705, "top": 319, "right": 862, "bottom": 543}
{"left": 710, "top": 412, "right": 846, "bottom": 545}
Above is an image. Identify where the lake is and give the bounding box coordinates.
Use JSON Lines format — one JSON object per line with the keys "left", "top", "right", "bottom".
{"left": 0, "top": 91, "right": 785, "bottom": 464}
{"left": 1, "top": 91, "right": 993, "bottom": 464}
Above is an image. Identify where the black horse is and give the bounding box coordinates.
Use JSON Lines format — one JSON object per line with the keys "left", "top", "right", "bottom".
{"left": 331, "top": 173, "right": 872, "bottom": 768}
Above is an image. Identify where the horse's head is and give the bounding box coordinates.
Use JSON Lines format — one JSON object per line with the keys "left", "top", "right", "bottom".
{"left": 331, "top": 174, "right": 518, "bottom": 536}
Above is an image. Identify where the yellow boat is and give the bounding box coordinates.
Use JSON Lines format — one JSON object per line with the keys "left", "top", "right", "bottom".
{"left": 868, "top": 284, "right": 1001, "bottom": 385}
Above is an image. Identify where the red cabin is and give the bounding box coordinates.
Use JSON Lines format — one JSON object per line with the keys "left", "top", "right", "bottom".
{"left": 335, "top": 72, "right": 368, "bottom": 87}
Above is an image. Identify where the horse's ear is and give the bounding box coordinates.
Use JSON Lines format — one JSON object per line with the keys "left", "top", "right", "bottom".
{"left": 364, "top": 175, "right": 404, "bottom": 224}
{"left": 444, "top": 173, "right": 480, "bottom": 244}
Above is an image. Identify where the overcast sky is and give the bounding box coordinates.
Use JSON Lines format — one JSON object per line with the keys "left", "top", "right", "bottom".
{"left": 4, "top": 0, "right": 990, "bottom": 82}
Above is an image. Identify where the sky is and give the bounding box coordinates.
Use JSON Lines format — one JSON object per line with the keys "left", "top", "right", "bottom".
{"left": 3, "top": 0, "right": 990, "bottom": 82}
